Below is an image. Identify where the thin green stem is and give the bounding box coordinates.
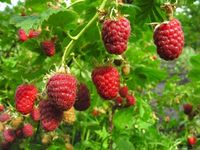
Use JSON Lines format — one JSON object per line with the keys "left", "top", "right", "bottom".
{"left": 61, "top": 40, "right": 74, "bottom": 65}
{"left": 61, "top": 0, "right": 108, "bottom": 66}
{"left": 33, "top": 122, "right": 40, "bottom": 143}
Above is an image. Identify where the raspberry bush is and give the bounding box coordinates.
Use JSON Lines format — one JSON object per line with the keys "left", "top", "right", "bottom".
{"left": 0, "top": 0, "right": 200, "bottom": 150}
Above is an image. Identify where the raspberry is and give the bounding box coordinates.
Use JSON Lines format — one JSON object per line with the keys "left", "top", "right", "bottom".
{"left": 126, "top": 95, "right": 136, "bottom": 106}
{"left": 0, "top": 122, "right": 4, "bottom": 132}
{"left": 11, "top": 117, "right": 23, "bottom": 129}
{"left": 0, "top": 104, "right": 4, "bottom": 112}
{"left": 65, "top": 143, "right": 74, "bottom": 150}
{"left": 22, "top": 124, "right": 34, "bottom": 137}
{"left": 0, "top": 113, "right": 10, "bottom": 122}
{"left": 18, "top": 29, "right": 28, "bottom": 42}
{"left": 92, "top": 108, "right": 100, "bottom": 117}
{"left": 39, "top": 100, "right": 63, "bottom": 132}
{"left": 102, "top": 17, "right": 131, "bottom": 55}
{"left": 15, "top": 84, "right": 38, "bottom": 115}
{"left": 41, "top": 40, "right": 55, "bottom": 56}
{"left": 41, "top": 134, "right": 51, "bottom": 144}
{"left": 122, "top": 63, "right": 130, "bottom": 76}
{"left": 28, "top": 29, "right": 40, "bottom": 38}
{"left": 47, "top": 73, "right": 77, "bottom": 111}
{"left": 187, "top": 136, "right": 197, "bottom": 145}
{"left": 31, "top": 107, "right": 40, "bottom": 121}
{"left": 3, "top": 129, "right": 15, "bottom": 142}
{"left": 119, "top": 86, "right": 129, "bottom": 97}
{"left": 74, "top": 83, "right": 90, "bottom": 111}
{"left": 115, "top": 96, "right": 123, "bottom": 105}
{"left": 92, "top": 66, "right": 120, "bottom": 100}
{"left": 63, "top": 107, "right": 76, "bottom": 124}
{"left": 15, "top": 128, "right": 23, "bottom": 138}
{"left": 183, "top": 104, "right": 193, "bottom": 115}
{"left": 153, "top": 19, "right": 184, "bottom": 60}
{"left": 0, "top": 141, "right": 10, "bottom": 150}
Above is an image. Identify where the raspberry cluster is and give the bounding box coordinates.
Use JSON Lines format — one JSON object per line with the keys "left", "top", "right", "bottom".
{"left": 92, "top": 65, "right": 136, "bottom": 107}
{"left": 18, "top": 29, "right": 40, "bottom": 42}
{"left": 115, "top": 86, "right": 136, "bottom": 107}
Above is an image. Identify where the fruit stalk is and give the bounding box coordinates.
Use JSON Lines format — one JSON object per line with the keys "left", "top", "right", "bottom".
{"left": 33, "top": 122, "right": 40, "bottom": 143}
{"left": 61, "top": 0, "right": 108, "bottom": 65}
{"left": 108, "top": 104, "right": 116, "bottom": 150}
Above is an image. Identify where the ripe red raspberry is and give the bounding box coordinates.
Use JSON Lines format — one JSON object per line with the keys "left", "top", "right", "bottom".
{"left": 126, "top": 95, "right": 136, "bottom": 106}
{"left": 18, "top": 29, "right": 28, "bottom": 42}
{"left": 74, "top": 83, "right": 90, "bottom": 111}
{"left": 31, "top": 107, "right": 40, "bottom": 121}
{"left": 0, "top": 113, "right": 10, "bottom": 122}
{"left": 115, "top": 96, "right": 123, "bottom": 105}
{"left": 187, "top": 136, "right": 197, "bottom": 145}
{"left": 183, "top": 103, "right": 193, "bottom": 115}
{"left": 39, "top": 100, "right": 63, "bottom": 132}
{"left": 102, "top": 17, "right": 131, "bottom": 55}
{"left": 22, "top": 124, "right": 34, "bottom": 137}
{"left": 0, "top": 104, "right": 4, "bottom": 112}
{"left": 47, "top": 73, "right": 77, "bottom": 111}
{"left": 41, "top": 40, "right": 55, "bottom": 56}
{"left": 92, "top": 66, "right": 120, "bottom": 100}
{"left": 3, "top": 129, "right": 15, "bottom": 142}
{"left": 119, "top": 86, "right": 129, "bottom": 97}
{"left": 28, "top": 29, "right": 40, "bottom": 38}
{"left": 15, "top": 84, "right": 38, "bottom": 115}
{"left": 153, "top": 19, "right": 184, "bottom": 60}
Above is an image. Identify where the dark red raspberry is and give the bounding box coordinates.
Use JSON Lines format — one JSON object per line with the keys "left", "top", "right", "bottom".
{"left": 15, "top": 128, "right": 23, "bottom": 138}
{"left": 187, "top": 136, "right": 197, "bottom": 145}
{"left": 92, "top": 66, "right": 120, "bottom": 100}
{"left": 115, "top": 96, "right": 123, "bottom": 105}
{"left": 153, "top": 19, "right": 184, "bottom": 60}
{"left": 15, "top": 84, "right": 38, "bottom": 115}
{"left": 0, "top": 113, "right": 10, "bottom": 122}
{"left": 0, "top": 104, "right": 4, "bottom": 112}
{"left": 39, "top": 100, "right": 63, "bottom": 132}
{"left": 18, "top": 29, "right": 28, "bottom": 42}
{"left": 0, "top": 141, "right": 10, "bottom": 150}
{"left": 22, "top": 124, "right": 34, "bottom": 137}
{"left": 41, "top": 40, "right": 55, "bottom": 56}
{"left": 102, "top": 17, "right": 131, "bottom": 55}
{"left": 31, "top": 107, "right": 40, "bottom": 121}
{"left": 126, "top": 95, "right": 136, "bottom": 106}
{"left": 119, "top": 86, "right": 129, "bottom": 97}
{"left": 183, "top": 103, "right": 193, "bottom": 115}
{"left": 28, "top": 29, "right": 40, "bottom": 38}
{"left": 74, "top": 83, "right": 90, "bottom": 111}
{"left": 47, "top": 73, "right": 77, "bottom": 111}
{"left": 3, "top": 129, "right": 15, "bottom": 142}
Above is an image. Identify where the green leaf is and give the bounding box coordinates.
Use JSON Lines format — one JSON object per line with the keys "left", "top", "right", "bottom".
{"left": 113, "top": 107, "right": 134, "bottom": 129}
{"left": 190, "top": 54, "right": 200, "bottom": 67}
{"left": 10, "top": 8, "right": 78, "bottom": 31}
{"left": 0, "top": 0, "right": 11, "bottom": 3}
{"left": 115, "top": 136, "right": 135, "bottom": 150}
{"left": 188, "top": 68, "right": 200, "bottom": 81}
{"left": 10, "top": 15, "right": 40, "bottom": 31}
{"left": 134, "top": 66, "right": 167, "bottom": 82}
{"left": 47, "top": 10, "right": 78, "bottom": 30}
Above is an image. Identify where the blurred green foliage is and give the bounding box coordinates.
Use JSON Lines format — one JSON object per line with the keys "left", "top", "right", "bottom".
{"left": 0, "top": 0, "right": 200, "bottom": 149}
